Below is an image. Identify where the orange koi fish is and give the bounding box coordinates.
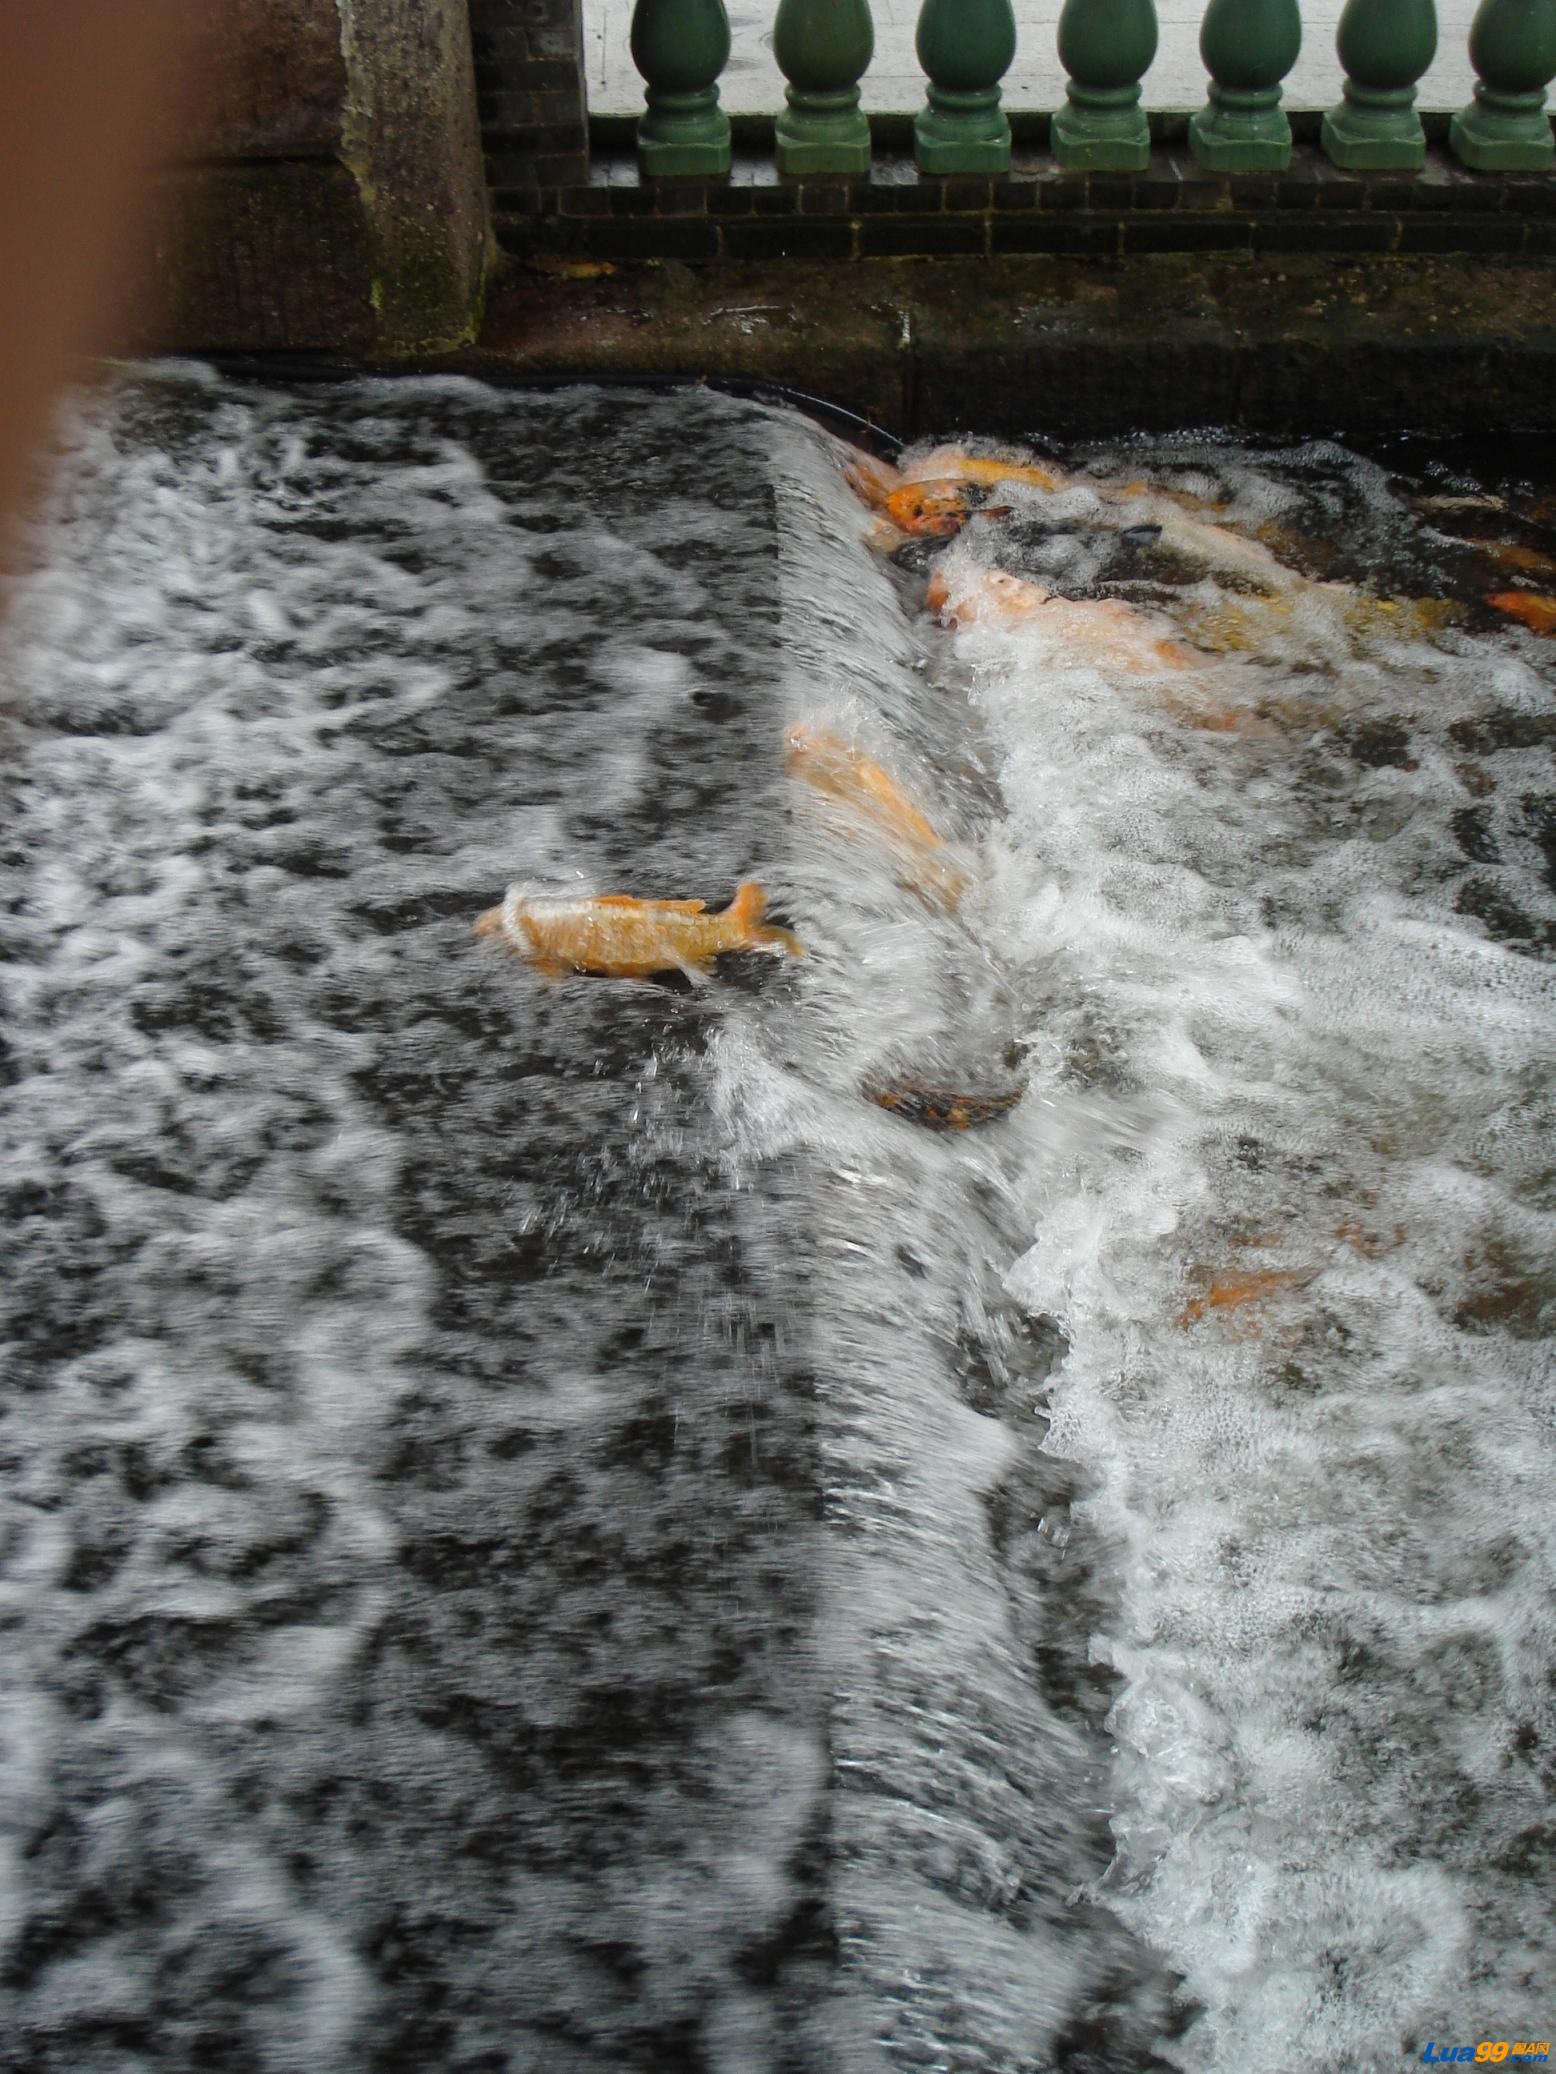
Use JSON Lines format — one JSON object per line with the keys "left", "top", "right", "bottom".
{"left": 899, "top": 446, "right": 1068, "bottom": 493}
{"left": 843, "top": 451, "right": 904, "bottom": 512}
{"left": 786, "top": 722, "right": 969, "bottom": 908}
{"left": 1177, "top": 1267, "right": 1312, "bottom": 1329}
{"left": 884, "top": 480, "right": 977, "bottom": 537}
{"left": 475, "top": 880, "right": 803, "bottom": 981}
{"left": 1180, "top": 587, "right": 1455, "bottom": 657}
{"left": 926, "top": 565, "right": 1201, "bottom": 674}
{"left": 1463, "top": 537, "right": 1556, "bottom": 581}
{"left": 1488, "top": 590, "right": 1556, "bottom": 635}
{"left": 845, "top": 446, "right": 1065, "bottom": 509}
{"left": 842, "top": 442, "right": 1304, "bottom": 591}
{"left": 1177, "top": 1216, "right": 1402, "bottom": 1330}
{"left": 1150, "top": 506, "right": 1304, "bottom": 594}
{"left": 854, "top": 449, "right": 1059, "bottom": 538}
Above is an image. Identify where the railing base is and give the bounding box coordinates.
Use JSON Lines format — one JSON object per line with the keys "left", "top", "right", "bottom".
{"left": 1052, "top": 101, "right": 1152, "bottom": 173}
{"left": 776, "top": 91, "right": 872, "bottom": 177}
{"left": 914, "top": 89, "right": 1012, "bottom": 175}
{"left": 1190, "top": 86, "right": 1294, "bottom": 172}
{"left": 1450, "top": 90, "right": 1556, "bottom": 172}
{"left": 1322, "top": 92, "right": 1429, "bottom": 170}
{"left": 638, "top": 88, "right": 732, "bottom": 179}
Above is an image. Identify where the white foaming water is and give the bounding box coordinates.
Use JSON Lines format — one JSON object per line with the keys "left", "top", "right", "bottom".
{"left": 717, "top": 431, "right": 1190, "bottom": 2071}
{"left": 3, "top": 371, "right": 1554, "bottom": 2073}
{"left": 730, "top": 424, "right": 1555, "bottom": 2071}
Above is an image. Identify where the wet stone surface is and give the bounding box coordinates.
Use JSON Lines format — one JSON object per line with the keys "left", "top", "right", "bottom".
{"left": 3, "top": 375, "right": 1555, "bottom": 2074}
{"left": 0, "top": 374, "right": 828, "bottom": 2073}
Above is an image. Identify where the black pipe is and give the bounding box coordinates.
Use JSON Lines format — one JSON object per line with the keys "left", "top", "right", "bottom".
{"left": 184, "top": 356, "right": 906, "bottom": 458}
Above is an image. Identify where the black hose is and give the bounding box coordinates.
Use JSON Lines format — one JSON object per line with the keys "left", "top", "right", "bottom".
{"left": 185, "top": 355, "right": 905, "bottom": 456}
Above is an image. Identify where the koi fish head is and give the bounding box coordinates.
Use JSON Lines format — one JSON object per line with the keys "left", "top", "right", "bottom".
{"left": 884, "top": 481, "right": 972, "bottom": 538}
{"left": 784, "top": 718, "right": 836, "bottom": 768}
{"left": 926, "top": 566, "right": 1049, "bottom": 628}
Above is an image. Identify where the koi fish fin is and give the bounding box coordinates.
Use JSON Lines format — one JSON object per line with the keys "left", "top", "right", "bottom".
{"left": 530, "top": 955, "right": 571, "bottom": 981}
{"left": 473, "top": 906, "right": 502, "bottom": 939}
{"left": 728, "top": 880, "right": 768, "bottom": 929}
{"left": 754, "top": 925, "right": 805, "bottom": 959}
{"left": 594, "top": 894, "right": 709, "bottom": 914}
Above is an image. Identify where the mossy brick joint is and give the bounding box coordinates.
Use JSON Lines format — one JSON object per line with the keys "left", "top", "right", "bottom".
{"left": 121, "top": 0, "right": 1556, "bottom": 434}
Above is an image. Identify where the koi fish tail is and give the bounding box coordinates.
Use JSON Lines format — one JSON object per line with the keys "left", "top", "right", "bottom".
{"left": 729, "top": 879, "right": 806, "bottom": 958}
{"left": 756, "top": 924, "right": 806, "bottom": 957}
{"left": 473, "top": 905, "right": 502, "bottom": 940}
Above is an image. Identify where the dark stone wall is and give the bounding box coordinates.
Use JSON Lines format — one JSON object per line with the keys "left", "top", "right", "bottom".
{"left": 169, "top": 0, "right": 349, "bottom": 158}
{"left": 455, "top": 248, "right": 1556, "bottom": 441}
{"left": 123, "top": 0, "right": 491, "bottom": 354}
{"left": 133, "top": 161, "right": 380, "bottom": 354}
{"left": 114, "top": 0, "right": 1556, "bottom": 433}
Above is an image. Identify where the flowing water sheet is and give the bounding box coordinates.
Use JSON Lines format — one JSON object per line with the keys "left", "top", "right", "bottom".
{"left": 1, "top": 370, "right": 1554, "bottom": 2074}
{"left": 774, "top": 424, "right": 1556, "bottom": 2073}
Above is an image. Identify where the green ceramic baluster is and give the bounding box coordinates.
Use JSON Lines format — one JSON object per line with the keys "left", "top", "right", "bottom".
{"left": 1053, "top": 0, "right": 1160, "bottom": 171}
{"left": 1451, "top": 0, "right": 1556, "bottom": 169}
{"left": 914, "top": 0, "right": 1018, "bottom": 173}
{"left": 1322, "top": 0, "right": 1438, "bottom": 168}
{"left": 631, "top": 0, "right": 732, "bottom": 177}
{"left": 1190, "top": 0, "right": 1303, "bottom": 170}
{"left": 775, "top": 0, "right": 875, "bottom": 175}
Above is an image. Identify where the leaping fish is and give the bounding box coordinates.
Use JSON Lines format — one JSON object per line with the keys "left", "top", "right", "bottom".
{"left": 786, "top": 721, "right": 970, "bottom": 909}
{"left": 475, "top": 880, "right": 804, "bottom": 981}
{"left": 1177, "top": 1266, "right": 1315, "bottom": 1328}
{"left": 896, "top": 446, "right": 1068, "bottom": 494}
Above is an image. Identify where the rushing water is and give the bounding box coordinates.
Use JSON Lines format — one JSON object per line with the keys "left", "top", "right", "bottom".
{"left": 0, "top": 367, "right": 1552, "bottom": 2074}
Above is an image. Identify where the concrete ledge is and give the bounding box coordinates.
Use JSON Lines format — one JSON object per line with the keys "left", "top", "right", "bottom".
{"left": 436, "top": 252, "right": 1556, "bottom": 439}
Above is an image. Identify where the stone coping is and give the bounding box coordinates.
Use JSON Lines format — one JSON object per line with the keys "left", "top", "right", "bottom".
{"left": 490, "top": 144, "right": 1556, "bottom": 264}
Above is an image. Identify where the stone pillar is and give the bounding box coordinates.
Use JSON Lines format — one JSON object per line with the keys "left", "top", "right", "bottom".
{"left": 339, "top": 0, "right": 491, "bottom": 349}
{"left": 131, "top": 0, "right": 492, "bottom": 355}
